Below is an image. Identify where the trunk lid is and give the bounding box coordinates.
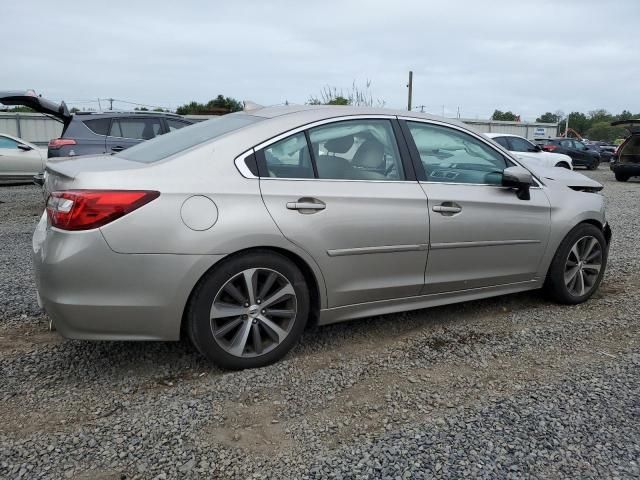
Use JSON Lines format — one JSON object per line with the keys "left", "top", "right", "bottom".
{"left": 0, "top": 90, "right": 72, "bottom": 130}
{"left": 611, "top": 119, "right": 640, "bottom": 135}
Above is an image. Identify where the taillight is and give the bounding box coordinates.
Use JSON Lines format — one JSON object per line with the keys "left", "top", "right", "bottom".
{"left": 543, "top": 144, "right": 558, "bottom": 152}
{"left": 48, "top": 138, "right": 77, "bottom": 150}
{"left": 46, "top": 190, "right": 160, "bottom": 231}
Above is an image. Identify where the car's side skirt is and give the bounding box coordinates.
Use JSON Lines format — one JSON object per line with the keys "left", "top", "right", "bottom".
{"left": 318, "top": 279, "right": 542, "bottom": 326}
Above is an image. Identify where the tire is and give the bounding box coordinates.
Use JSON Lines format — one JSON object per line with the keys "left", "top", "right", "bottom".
{"left": 587, "top": 160, "right": 599, "bottom": 170}
{"left": 187, "top": 251, "right": 310, "bottom": 370}
{"left": 544, "top": 223, "right": 608, "bottom": 304}
{"left": 555, "top": 162, "right": 571, "bottom": 169}
{"left": 615, "top": 172, "right": 629, "bottom": 182}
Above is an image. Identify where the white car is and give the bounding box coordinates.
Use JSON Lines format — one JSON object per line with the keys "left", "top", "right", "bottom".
{"left": 0, "top": 133, "right": 46, "bottom": 183}
{"left": 486, "top": 133, "right": 573, "bottom": 170}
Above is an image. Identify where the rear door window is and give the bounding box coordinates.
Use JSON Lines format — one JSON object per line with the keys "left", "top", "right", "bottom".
{"left": 263, "top": 133, "right": 314, "bottom": 178}
{"left": 509, "top": 137, "right": 535, "bottom": 152}
{"left": 492, "top": 136, "right": 510, "bottom": 149}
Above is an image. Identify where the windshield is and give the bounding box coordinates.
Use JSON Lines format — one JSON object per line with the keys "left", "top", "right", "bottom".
{"left": 117, "top": 113, "right": 262, "bottom": 163}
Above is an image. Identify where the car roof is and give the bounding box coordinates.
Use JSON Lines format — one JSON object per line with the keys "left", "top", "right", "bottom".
{"left": 73, "top": 111, "right": 184, "bottom": 119}
{"left": 247, "top": 104, "right": 469, "bottom": 128}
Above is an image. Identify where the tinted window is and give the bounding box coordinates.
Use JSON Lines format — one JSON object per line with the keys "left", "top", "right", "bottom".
{"left": 83, "top": 118, "right": 111, "bottom": 136}
{"left": 509, "top": 137, "right": 535, "bottom": 152}
{"left": 0, "top": 136, "right": 19, "bottom": 148}
{"left": 117, "top": 114, "right": 261, "bottom": 163}
{"left": 560, "top": 139, "right": 573, "bottom": 148}
{"left": 492, "top": 136, "right": 510, "bottom": 149}
{"left": 166, "top": 118, "right": 191, "bottom": 131}
{"left": 407, "top": 122, "right": 507, "bottom": 185}
{"left": 263, "top": 133, "right": 314, "bottom": 178}
{"left": 308, "top": 119, "right": 404, "bottom": 180}
{"left": 110, "top": 118, "right": 162, "bottom": 140}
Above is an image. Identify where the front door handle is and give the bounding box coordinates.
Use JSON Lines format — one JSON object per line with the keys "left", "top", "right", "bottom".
{"left": 286, "top": 197, "right": 326, "bottom": 213}
{"left": 432, "top": 202, "right": 462, "bottom": 215}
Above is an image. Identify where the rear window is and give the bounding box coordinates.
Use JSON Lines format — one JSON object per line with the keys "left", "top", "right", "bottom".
{"left": 117, "top": 114, "right": 262, "bottom": 163}
{"left": 83, "top": 118, "right": 111, "bottom": 136}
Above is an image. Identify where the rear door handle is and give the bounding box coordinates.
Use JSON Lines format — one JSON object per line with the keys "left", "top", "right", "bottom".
{"left": 286, "top": 198, "right": 326, "bottom": 213}
{"left": 432, "top": 202, "right": 462, "bottom": 215}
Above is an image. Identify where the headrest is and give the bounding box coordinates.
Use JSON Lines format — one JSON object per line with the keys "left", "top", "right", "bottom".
{"left": 324, "top": 135, "right": 354, "bottom": 154}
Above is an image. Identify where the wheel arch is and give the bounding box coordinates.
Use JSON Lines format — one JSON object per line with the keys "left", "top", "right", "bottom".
{"left": 180, "top": 245, "right": 325, "bottom": 339}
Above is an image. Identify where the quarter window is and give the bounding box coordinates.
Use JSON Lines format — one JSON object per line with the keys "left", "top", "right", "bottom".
{"left": 308, "top": 119, "right": 404, "bottom": 180}
{"left": 83, "top": 118, "right": 111, "bottom": 136}
{"left": 110, "top": 118, "right": 163, "bottom": 140}
{"left": 407, "top": 122, "right": 507, "bottom": 185}
{"left": 166, "top": 118, "right": 191, "bottom": 132}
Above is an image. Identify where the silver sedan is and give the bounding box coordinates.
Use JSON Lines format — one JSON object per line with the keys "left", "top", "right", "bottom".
{"left": 33, "top": 105, "right": 611, "bottom": 369}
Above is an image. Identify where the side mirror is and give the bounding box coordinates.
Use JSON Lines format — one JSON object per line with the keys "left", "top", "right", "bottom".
{"left": 502, "top": 166, "right": 533, "bottom": 200}
{"left": 17, "top": 144, "right": 33, "bottom": 151}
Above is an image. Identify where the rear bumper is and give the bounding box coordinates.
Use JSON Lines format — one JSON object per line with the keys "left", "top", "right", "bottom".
{"left": 32, "top": 214, "right": 223, "bottom": 341}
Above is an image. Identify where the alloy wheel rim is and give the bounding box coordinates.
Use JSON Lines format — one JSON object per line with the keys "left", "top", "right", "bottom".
{"left": 564, "top": 235, "right": 602, "bottom": 297}
{"left": 210, "top": 268, "right": 297, "bottom": 358}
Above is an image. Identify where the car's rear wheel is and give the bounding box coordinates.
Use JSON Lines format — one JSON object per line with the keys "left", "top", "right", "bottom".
{"left": 614, "top": 172, "right": 629, "bottom": 182}
{"left": 544, "top": 224, "right": 607, "bottom": 304}
{"left": 187, "top": 251, "right": 310, "bottom": 369}
{"left": 587, "top": 159, "right": 600, "bottom": 170}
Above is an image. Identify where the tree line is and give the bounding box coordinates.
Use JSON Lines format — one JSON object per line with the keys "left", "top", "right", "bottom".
{"left": 492, "top": 109, "right": 637, "bottom": 142}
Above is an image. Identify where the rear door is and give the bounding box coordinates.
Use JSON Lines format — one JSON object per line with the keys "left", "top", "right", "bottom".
{"left": 400, "top": 119, "right": 551, "bottom": 294}
{"left": 106, "top": 117, "right": 163, "bottom": 153}
{"left": 258, "top": 117, "right": 430, "bottom": 308}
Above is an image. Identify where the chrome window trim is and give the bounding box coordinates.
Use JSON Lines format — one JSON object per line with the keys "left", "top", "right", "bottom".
{"left": 251, "top": 115, "right": 410, "bottom": 183}
{"left": 398, "top": 116, "right": 543, "bottom": 188}
{"left": 234, "top": 149, "right": 258, "bottom": 179}
{"left": 253, "top": 115, "right": 397, "bottom": 152}
{"left": 419, "top": 180, "right": 542, "bottom": 190}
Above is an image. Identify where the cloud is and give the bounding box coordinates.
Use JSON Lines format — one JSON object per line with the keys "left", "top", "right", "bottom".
{"left": 3, "top": 0, "right": 637, "bottom": 120}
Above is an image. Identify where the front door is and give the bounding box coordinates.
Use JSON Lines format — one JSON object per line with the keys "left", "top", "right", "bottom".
{"left": 401, "top": 119, "right": 551, "bottom": 294}
{"left": 258, "top": 118, "right": 429, "bottom": 308}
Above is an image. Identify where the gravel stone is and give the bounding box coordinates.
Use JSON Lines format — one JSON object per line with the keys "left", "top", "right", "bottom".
{"left": 1, "top": 170, "right": 639, "bottom": 479}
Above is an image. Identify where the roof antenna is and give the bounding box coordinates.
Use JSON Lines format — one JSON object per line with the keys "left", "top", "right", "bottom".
{"left": 243, "top": 101, "right": 263, "bottom": 112}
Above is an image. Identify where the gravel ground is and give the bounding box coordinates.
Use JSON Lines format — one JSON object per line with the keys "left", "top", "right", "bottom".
{"left": 1, "top": 169, "right": 638, "bottom": 479}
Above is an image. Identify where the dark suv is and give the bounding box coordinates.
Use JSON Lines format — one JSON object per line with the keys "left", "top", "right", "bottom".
{"left": 609, "top": 120, "right": 640, "bottom": 182}
{"left": 0, "top": 90, "right": 194, "bottom": 158}
{"left": 533, "top": 137, "right": 600, "bottom": 169}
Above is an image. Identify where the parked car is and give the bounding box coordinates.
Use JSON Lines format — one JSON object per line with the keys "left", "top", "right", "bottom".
{"left": 34, "top": 106, "right": 611, "bottom": 369}
{"left": 585, "top": 141, "right": 615, "bottom": 162}
{"left": 0, "top": 90, "right": 194, "bottom": 158}
{"left": 485, "top": 133, "right": 573, "bottom": 169}
{"left": 0, "top": 133, "right": 46, "bottom": 183}
{"left": 534, "top": 137, "right": 600, "bottom": 170}
{"left": 532, "top": 137, "right": 600, "bottom": 169}
{"left": 609, "top": 119, "right": 640, "bottom": 182}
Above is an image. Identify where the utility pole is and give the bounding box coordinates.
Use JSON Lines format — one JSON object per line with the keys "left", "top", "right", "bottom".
{"left": 109, "top": 98, "right": 113, "bottom": 111}
{"left": 564, "top": 115, "right": 569, "bottom": 136}
{"left": 407, "top": 71, "right": 413, "bottom": 111}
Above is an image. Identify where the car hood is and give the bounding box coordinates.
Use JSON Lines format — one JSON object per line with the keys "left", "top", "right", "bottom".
{"left": 525, "top": 163, "right": 603, "bottom": 191}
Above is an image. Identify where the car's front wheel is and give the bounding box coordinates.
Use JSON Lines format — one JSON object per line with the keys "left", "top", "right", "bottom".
{"left": 187, "top": 251, "right": 310, "bottom": 369}
{"left": 544, "top": 224, "right": 607, "bottom": 304}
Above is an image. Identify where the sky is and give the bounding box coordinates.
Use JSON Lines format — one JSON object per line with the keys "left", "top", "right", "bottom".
{"left": 2, "top": 0, "right": 638, "bottom": 121}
